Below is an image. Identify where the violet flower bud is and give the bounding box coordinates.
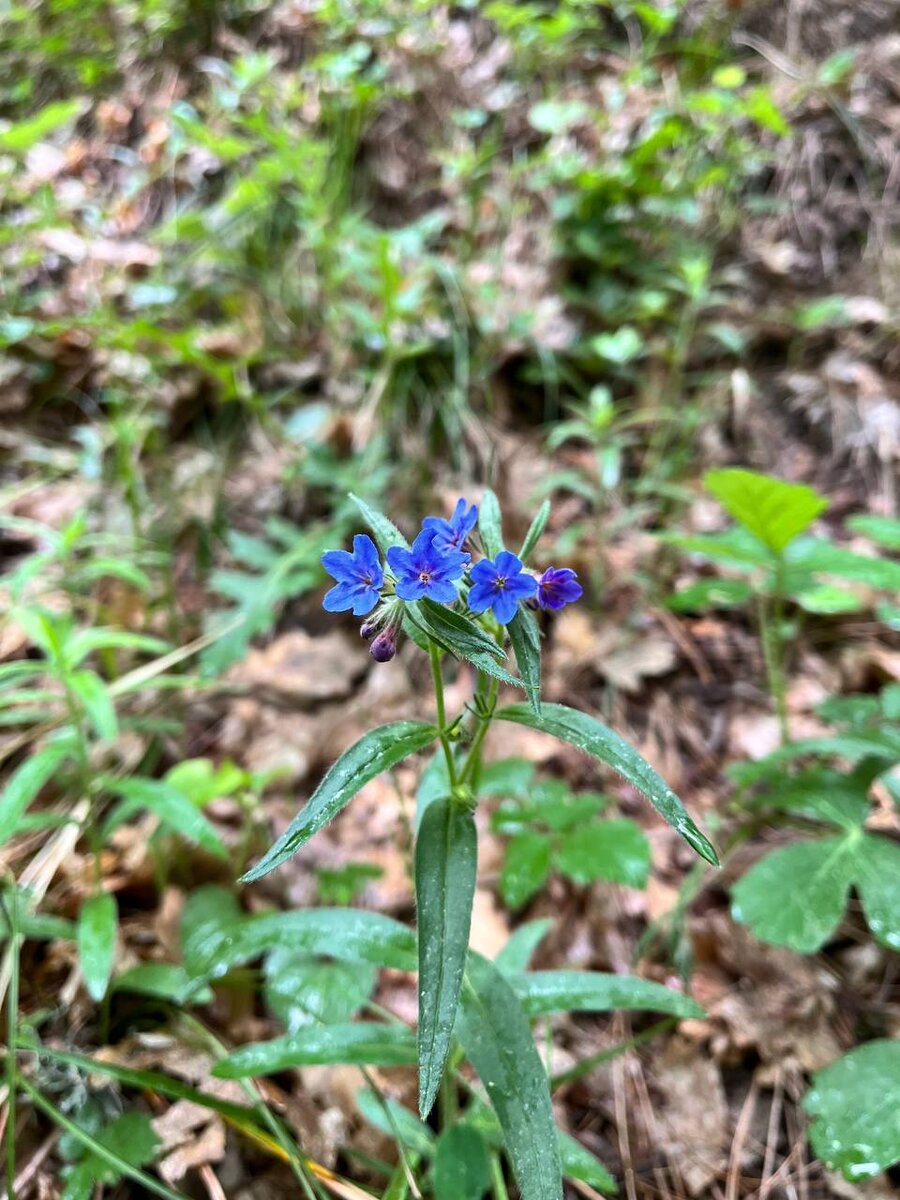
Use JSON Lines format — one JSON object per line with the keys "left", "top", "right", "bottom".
{"left": 370, "top": 628, "right": 397, "bottom": 662}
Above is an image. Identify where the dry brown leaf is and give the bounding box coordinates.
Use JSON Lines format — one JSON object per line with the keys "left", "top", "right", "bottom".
{"left": 653, "top": 1037, "right": 729, "bottom": 1196}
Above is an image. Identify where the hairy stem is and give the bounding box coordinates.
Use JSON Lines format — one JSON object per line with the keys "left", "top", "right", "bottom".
{"left": 429, "top": 643, "right": 459, "bottom": 790}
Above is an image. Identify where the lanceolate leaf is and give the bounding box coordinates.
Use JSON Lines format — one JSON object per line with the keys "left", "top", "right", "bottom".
{"left": 408, "top": 603, "right": 522, "bottom": 689}
{"left": 102, "top": 778, "right": 227, "bottom": 860}
{"left": 241, "top": 722, "right": 438, "bottom": 881}
{"left": 479, "top": 490, "right": 505, "bottom": 559}
{"left": 519, "top": 501, "right": 551, "bottom": 562}
{"left": 181, "top": 886, "right": 417, "bottom": 981}
{"left": 457, "top": 954, "right": 562, "bottom": 1200}
{"left": 416, "top": 798, "right": 478, "bottom": 1117}
{"left": 497, "top": 703, "right": 718, "bottom": 866}
{"left": 511, "top": 971, "right": 704, "bottom": 1020}
{"left": 77, "top": 893, "right": 118, "bottom": 1002}
{"left": 508, "top": 610, "right": 541, "bottom": 717}
{"left": 0, "top": 735, "right": 74, "bottom": 846}
{"left": 213, "top": 1023, "right": 416, "bottom": 1077}
{"left": 350, "top": 493, "right": 410, "bottom": 552}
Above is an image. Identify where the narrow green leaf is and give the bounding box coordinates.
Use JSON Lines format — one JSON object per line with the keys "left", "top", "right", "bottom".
{"left": 181, "top": 886, "right": 416, "bottom": 982}
{"left": 805, "top": 1041, "right": 900, "bottom": 1180}
{"left": 511, "top": 971, "right": 705, "bottom": 1020}
{"left": 263, "top": 950, "right": 376, "bottom": 1031}
{"left": 479, "top": 490, "right": 504, "bottom": 559}
{"left": 408, "top": 604, "right": 523, "bottom": 690}
{"left": 241, "top": 722, "right": 438, "bottom": 881}
{"left": 497, "top": 703, "right": 718, "bottom": 866}
{"left": 730, "top": 836, "right": 856, "bottom": 953}
{"left": 846, "top": 513, "right": 900, "bottom": 551}
{"left": 519, "top": 501, "right": 551, "bottom": 562}
{"left": 69, "top": 669, "right": 118, "bottom": 742}
{"left": 103, "top": 778, "right": 227, "bottom": 859}
{"left": 77, "top": 893, "right": 117, "bottom": 1002}
{"left": 558, "top": 1132, "right": 617, "bottom": 1194}
{"left": 0, "top": 99, "right": 84, "bottom": 153}
{"left": 350, "top": 493, "right": 410, "bottom": 553}
{"left": 112, "top": 963, "right": 213, "bottom": 1005}
{"left": 0, "top": 736, "right": 73, "bottom": 846}
{"left": 356, "top": 1090, "right": 435, "bottom": 1157}
{"left": 67, "top": 628, "right": 169, "bottom": 666}
{"left": 213, "top": 1023, "right": 416, "bottom": 1077}
{"left": 434, "top": 1125, "right": 491, "bottom": 1200}
{"left": 508, "top": 610, "right": 542, "bottom": 717}
{"left": 457, "top": 953, "right": 562, "bottom": 1200}
{"left": 416, "top": 798, "right": 478, "bottom": 1117}
{"left": 704, "top": 469, "right": 827, "bottom": 553}
{"left": 418, "top": 599, "right": 505, "bottom": 661}
{"left": 495, "top": 919, "right": 553, "bottom": 975}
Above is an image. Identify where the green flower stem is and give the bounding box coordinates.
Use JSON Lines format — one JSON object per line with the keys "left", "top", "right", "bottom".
{"left": 459, "top": 675, "right": 499, "bottom": 790}
{"left": 429, "top": 642, "right": 459, "bottom": 790}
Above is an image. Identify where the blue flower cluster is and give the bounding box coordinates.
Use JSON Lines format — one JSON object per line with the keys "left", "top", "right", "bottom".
{"left": 321, "top": 498, "right": 582, "bottom": 660}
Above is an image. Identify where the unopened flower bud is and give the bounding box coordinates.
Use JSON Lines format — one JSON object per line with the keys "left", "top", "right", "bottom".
{"left": 370, "top": 629, "right": 397, "bottom": 662}
{"left": 360, "top": 619, "right": 378, "bottom": 639}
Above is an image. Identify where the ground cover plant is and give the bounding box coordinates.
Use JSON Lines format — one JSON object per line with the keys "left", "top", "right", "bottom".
{"left": 2, "top": 1, "right": 899, "bottom": 1197}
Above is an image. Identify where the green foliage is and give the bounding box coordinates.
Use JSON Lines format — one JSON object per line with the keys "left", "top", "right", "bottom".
{"left": 703, "top": 469, "right": 827, "bottom": 554}
{"left": 59, "top": 1110, "right": 161, "bottom": 1200}
{"left": 487, "top": 767, "right": 649, "bottom": 909}
{"left": 804, "top": 1041, "right": 900, "bottom": 1181}
{"left": 76, "top": 893, "right": 117, "bottom": 1003}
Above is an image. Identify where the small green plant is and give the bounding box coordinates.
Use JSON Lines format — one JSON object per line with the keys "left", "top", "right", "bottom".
{"left": 228, "top": 490, "right": 716, "bottom": 1200}
{"left": 483, "top": 761, "right": 650, "bottom": 909}
{"left": 665, "top": 469, "right": 900, "bottom": 739}
{"left": 727, "top": 683, "right": 900, "bottom": 954}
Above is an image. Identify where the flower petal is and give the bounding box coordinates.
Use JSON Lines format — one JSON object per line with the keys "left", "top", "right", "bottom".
{"left": 506, "top": 572, "right": 538, "bottom": 600}
{"left": 426, "top": 578, "right": 459, "bottom": 605}
{"left": 352, "top": 534, "right": 382, "bottom": 575}
{"left": 492, "top": 589, "right": 519, "bottom": 625}
{"left": 321, "top": 548, "right": 357, "bottom": 583}
{"left": 467, "top": 581, "right": 495, "bottom": 613}
{"left": 323, "top": 581, "right": 359, "bottom": 612}
{"left": 395, "top": 576, "right": 427, "bottom": 602}
{"left": 495, "top": 550, "right": 525, "bottom": 576}
{"left": 386, "top": 545, "right": 415, "bottom": 577}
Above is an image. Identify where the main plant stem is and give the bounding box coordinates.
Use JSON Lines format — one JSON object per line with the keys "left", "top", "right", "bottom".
{"left": 429, "top": 643, "right": 459, "bottom": 790}
{"left": 759, "top": 555, "right": 789, "bottom": 744}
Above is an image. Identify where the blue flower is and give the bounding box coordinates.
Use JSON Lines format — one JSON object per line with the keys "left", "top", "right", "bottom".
{"left": 468, "top": 550, "right": 538, "bottom": 625}
{"left": 386, "top": 529, "right": 468, "bottom": 604}
{"left": 537, "top": 566, "right": 583, "bottom": 611}
{"left": 421, "top": 498, "right": 478, "bottom": 556}
{"left": 321, "top": 534, "right": 384, "bottom": 616}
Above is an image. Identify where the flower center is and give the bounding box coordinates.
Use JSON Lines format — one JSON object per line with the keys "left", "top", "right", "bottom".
{"left": 361, "top": 573, "right": 373, "bottom": 587}
{"left": 493, "top": 576, "right": 507, "bottom": 591}
{"left": 418, "top": 570, "right": 433, "bottom": 584}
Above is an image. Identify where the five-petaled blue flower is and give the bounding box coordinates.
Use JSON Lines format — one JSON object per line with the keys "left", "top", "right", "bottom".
{"left": 537, "top": 566, "right": 583, "bottom": 611}
{"left": 387, "top": 529, "right": 468, "bottom": 604}
{"left": 421, "top": 498, "right": 478, "bottom": 556}
{"left": 321, "top": 534, "right": 384, "bottom": 616}
{"left": 468, "top": 550, "right": 538, "bottom": 625}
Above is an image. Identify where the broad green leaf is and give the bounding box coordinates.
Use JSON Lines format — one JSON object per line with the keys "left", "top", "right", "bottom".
{"left": 434, "top": 1125, "right": 491, "bottom": 1200}
{"left": 495, "top": 919, "right": 553, "bottom": 975}
{"left": 788, "top": 537, "right": 900, "bottom": 593}
{"left": 854, "top": 835, "right": 900, "bottom": 952}
{"left": 704, "top": 469, "right": 827, "bottom": 553}
{"left": 241, "top": 722, "right": 438, "bottom": 881}
{"left": 263, "top": 949, "right": 376, "bottom": 1031}
{"left": 511, "top": 971, "right": 704, "bottom": 1019}
{"left": 730, "top": 836, "right": 857, "bottom": 952}
{"left": 554, "top": 821, "right": 650, "bottom": 889}
{"left": 164, "top": 758, "right": 247, "bottom": 804}
{"left": 457, "top": 953, "right": 562, "bottom": 1200}
{"left": 0, "top": 99, "right": 84, "bottom": 153}
{"left": 0, "top": 735, "right": 73, "bottom": 846}
{"left": 103, "top": 778, "right": 227, "bottom": 859}
{"left": 805, "top": 1041, "right": 900, "bottom": 1180}
{"left": 350, "top": 493, "right": 410, "bottom": 552}
{"left": 416, "top": 798, "right": 477, "bottom": 1117}
{"left": 479, "top": 489, "right": 504, "bottom": 558}
{"left": 667, "top": 578, "right": 753, "bottom": 613}
{"left": 660, "top": 529, "right": 772, "bottom": 568}
{"left": 356, "top": 1090, "right": 435, "bottom": 1157}
{"left": 847, "top": 513, "right": 900, "bottom": 551}
{"left": 500, "top": 831, "right": 552, "bottom": 909}
{"left": 508, "top": 610, "right": 542, "bottom": 716}
{"left": 519, "top": 501, "right": 551, "bottom": 562}
{"left": 497, "top": 703, "right": 718, "bottom": 866}
{"left": 213, "top": 1023, "right": 416, "bottom": 1077}
{"left": 113, "top": 963, "right": 212, "bottom": 1005}
{"left": 77, "top": 893, "right": 117, "bottom": 1002}
{"left": 794, "top": 584, "right": 863, "bottom": 615}
{"left": 181, "top": 886, "right": 416, "bottom": 982}
{"left": 477, "top": 758, "right": 535, "bottom": 799}
{"left": 408, "top": 602, "right": 522, "bottom": 689}
{"left": 558, "top": 1132, "right": 617, "bottom": 1194}
{"left": 69, "top": 669, "right": 118, "bottom": 742}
